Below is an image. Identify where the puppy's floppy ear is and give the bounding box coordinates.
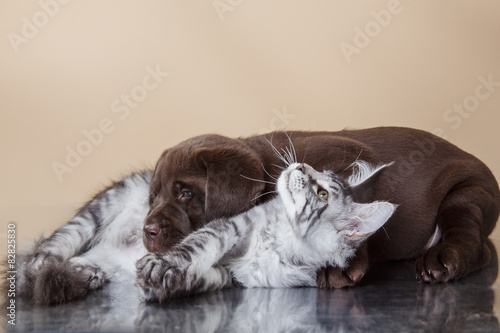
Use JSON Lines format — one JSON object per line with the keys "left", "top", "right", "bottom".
{"left": 196, "top": 139, "right": 265, "bottom": 222}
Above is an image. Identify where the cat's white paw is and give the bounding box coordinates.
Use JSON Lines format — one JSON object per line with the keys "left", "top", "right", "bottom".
{"left": 136, "top": 252, "right": 194, "bottom": 302}
{"left": 68, "top": 257, "right": 105, "bottom": 290}
{"left": 27, "top": 252, "right": 62, "bottom": 275}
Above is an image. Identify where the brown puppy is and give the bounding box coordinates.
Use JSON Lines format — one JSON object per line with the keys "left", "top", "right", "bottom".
{"left": 143, "top": 127, "right": 499, "bottom": 287}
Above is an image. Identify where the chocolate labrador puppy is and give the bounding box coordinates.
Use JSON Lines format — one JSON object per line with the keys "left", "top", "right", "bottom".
{"left": 143, "top": 127, "right": 499, "bottom": 287}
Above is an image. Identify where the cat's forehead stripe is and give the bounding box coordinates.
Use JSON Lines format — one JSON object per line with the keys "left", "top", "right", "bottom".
{"left": 316, "top": 172, "right": 345, "bottom": 189}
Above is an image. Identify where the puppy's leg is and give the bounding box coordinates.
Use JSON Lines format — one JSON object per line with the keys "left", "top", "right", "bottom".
{"left": 317, "top": 244, "right": 369, "bottom": 288}
{"left": 416, "top": 184, "right": 498, "bottom": 283}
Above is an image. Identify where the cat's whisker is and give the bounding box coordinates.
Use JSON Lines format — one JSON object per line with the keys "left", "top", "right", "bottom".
{"left": 281, "top": 147, "right": 294, "bottom": 166}
{"left": 266, "top": 137, "right": 289, "bottom": 167}
{"left": 285, "top": 132, "right": 297, "bottom": 164}
{"left": 277, "top": 151, "right": 290, "bottom": 166}
{"left": 373, "top": 204, "right": 392, "bottom": 240}
{"left": 251, "top": 190, "right": 278, "bottom": 201}
{"left": 273, "top": 143, "right": 289, "bottom": 166}
{"left": 261, "top": 163, "right": 278, "bottom": 181}
{"left": 281, "top": 146, "right": 294, "bottom": 166}
{"left": 352, "top": 150, "right": 364, "bottom": 165}
{"left": 286, "top": 145, "right": 297, "bottom": 163}
{"left": 340, "top": 149, "right": 364, "bottom": 174}
{"left": 240, "top": 174, "right": 277, "bottom": 186}
{"left": 286, "top": 149, "right": 293, "bottom": 165}
{"left": 272, "top": 164, "right": 286, "bottom": 170}
{"left": 301, "top": 146, "right": 309, "bottom": 164}
{"left": 381, "top": 226, "right": 391, "bottom": 240}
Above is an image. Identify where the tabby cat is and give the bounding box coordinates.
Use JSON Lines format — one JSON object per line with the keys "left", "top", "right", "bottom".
{"left": 136, "top": 161, "right": 397, "bottom": 302}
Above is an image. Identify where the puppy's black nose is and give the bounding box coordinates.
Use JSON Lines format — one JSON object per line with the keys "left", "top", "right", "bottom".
{"left": 296, "top": 164, "right": 306, "bottom": 174}
{"left": 144, "top": 224, "right": 160, "bottom": 239}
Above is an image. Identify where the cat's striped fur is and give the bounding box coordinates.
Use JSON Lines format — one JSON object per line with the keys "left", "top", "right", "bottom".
{"left": 17, "top": 171, "right": 151, "bottom": 305}
{"left": 136, "top": 162, "right": 396, "bottom": 302}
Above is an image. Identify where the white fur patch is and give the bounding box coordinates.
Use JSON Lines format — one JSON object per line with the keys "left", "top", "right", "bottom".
{"left": 347, "top": 161, "right": 394, "bottom": 187}
{"left": 424, "top": 225, "right": 442, "bottom": 250}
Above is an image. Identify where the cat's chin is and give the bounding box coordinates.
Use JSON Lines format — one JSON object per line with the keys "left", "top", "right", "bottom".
{"left": 276, "top": 170, "right": 292, "bottom": 198}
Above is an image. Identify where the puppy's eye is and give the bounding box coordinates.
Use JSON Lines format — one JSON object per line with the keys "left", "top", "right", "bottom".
{"left": 181, "top": 190, "right": 193, "bottom": 199}
{"left": 317, "top": 189, "right": 328, "bottom": 200}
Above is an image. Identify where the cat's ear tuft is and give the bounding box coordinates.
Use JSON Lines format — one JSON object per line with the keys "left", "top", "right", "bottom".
{"left": 348, "top": 161, "right": 393, "bottom": 202}
{"left": 346, "top": 201, "right": 397, "bottom": 238}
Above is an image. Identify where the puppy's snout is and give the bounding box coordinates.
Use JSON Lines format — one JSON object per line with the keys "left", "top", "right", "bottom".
{"left": 296, "top": 164, "right": 306, "bottom": 174}
{"left": 144, "top": 224, "right": 160, "bottom": 239}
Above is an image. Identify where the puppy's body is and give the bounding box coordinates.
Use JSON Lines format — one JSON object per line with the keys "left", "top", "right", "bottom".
{"left": 144, "top": 127, "right": 499, "bottom": 284}
{"left": 21, "top": 127, "right": 500, "bottom": 304}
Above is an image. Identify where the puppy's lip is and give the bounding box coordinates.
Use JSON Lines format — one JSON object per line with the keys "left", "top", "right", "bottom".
{"left": 143, "top": 238, "right": 156, "bottom": 252}
{"left": 144, "top": 240, "right": 170, "bottom": 253}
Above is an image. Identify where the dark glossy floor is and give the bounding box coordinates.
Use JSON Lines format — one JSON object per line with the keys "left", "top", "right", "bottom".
{"left": 5, "top": 241, "right": 499, "bottom": 333}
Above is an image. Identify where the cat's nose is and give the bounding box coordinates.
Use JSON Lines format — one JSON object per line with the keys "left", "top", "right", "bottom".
{"left": 296, "top": 164, "right": 306, "bottom": 174}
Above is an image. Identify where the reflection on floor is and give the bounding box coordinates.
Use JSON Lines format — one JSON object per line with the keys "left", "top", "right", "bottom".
{"left": 6, "top": 241, "right": 499, "bottom": 332}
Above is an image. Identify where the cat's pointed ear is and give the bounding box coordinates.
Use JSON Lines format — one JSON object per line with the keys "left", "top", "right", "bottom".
{"left": 346, "top": 201, "right": 397, "bottom": 238}
{"left": 348, "top": 161, "right": 394, "bottom": 202}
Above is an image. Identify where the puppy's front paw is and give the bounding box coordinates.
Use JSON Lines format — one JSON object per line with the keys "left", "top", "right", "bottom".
{"left": 317, "top": 265, "right": 366, "bottom": 289}
{"left": 136, "top": 253, "right": 190, "bottom": 302}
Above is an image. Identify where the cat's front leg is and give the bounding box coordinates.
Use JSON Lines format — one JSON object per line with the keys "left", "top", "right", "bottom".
{"left": 136, "top": 251, "right": 233, "bottom": 302}
{"left": 136, "top": 251, "right": 205, "bottom": 302}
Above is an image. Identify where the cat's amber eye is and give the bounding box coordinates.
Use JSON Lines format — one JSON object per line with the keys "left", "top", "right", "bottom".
{"left": 317, "top": 189, "right": 328, "bottom": 200}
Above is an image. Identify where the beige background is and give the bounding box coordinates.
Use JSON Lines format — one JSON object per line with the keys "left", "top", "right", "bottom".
{"left": 2, "top": 0, "right": 500, "bottom": 210}
{"left": 1, "top": 0, "right": 500, "bottom": 306}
